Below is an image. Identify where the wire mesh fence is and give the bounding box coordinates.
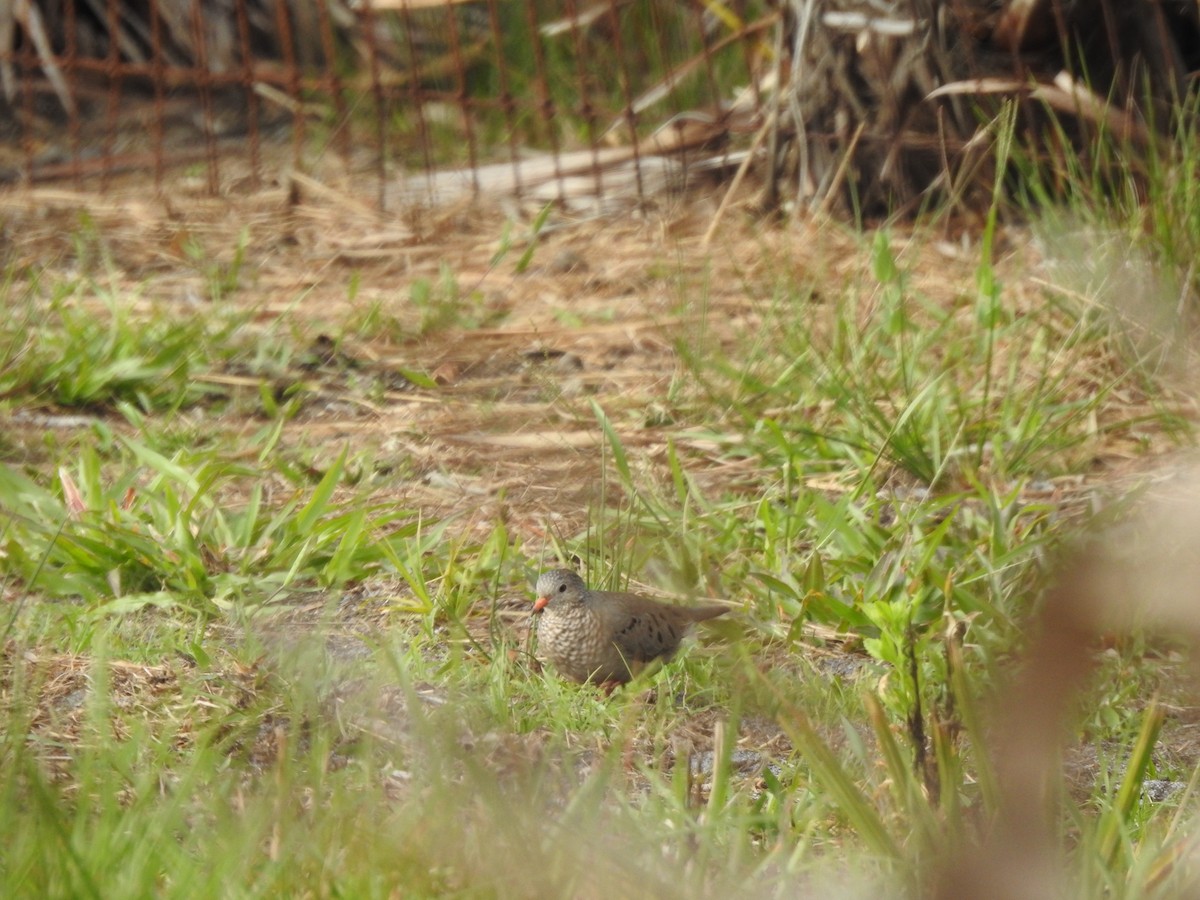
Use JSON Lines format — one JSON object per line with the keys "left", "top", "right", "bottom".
{"left": 3, "top": 1, "right": 1199, "bottom": 216}
{"left": 0, "top": 0, "right": 772, "bottom": 210}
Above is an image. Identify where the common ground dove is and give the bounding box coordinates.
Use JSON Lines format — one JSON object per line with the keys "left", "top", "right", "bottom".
{"left": 533, "top": 568, "right": 728, "bottom": 685}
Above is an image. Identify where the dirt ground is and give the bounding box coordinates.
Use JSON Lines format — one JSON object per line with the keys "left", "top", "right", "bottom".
{"left": 2, "top": 164, "right": 887, "bottom": 534}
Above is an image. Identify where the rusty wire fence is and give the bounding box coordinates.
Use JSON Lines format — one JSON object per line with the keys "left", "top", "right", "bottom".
{"left": 6, "top": 0, "right": 1198, "bottom": 218}
{"left": 0, "top": 0, "right": 775, "bottom": 210}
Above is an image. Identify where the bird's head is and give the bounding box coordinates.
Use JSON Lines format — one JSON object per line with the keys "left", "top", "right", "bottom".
{"left": 533, "top": 568, "right": 586, "bottom": 612}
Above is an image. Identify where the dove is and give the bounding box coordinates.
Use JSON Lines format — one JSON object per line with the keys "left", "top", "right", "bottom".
{"left": 533, "top": 568, "right": 727, "bottom": 687}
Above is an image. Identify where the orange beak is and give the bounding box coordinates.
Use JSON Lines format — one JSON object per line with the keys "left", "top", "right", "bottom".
{"left": 533, "top": 595, "right": 549, "bottom": 612}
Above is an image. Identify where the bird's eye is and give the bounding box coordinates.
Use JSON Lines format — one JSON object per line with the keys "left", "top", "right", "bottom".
{"left": 558, "top": 583, "right": 566, "bottom": 593}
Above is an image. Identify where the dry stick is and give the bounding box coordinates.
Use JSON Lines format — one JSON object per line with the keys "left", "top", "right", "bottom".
{"left": 12, "top": 0, "right": 73, "bottom": 114}
{"left": 700, "top": 110, "right": 775, "bottom": 249}
{"left": 814, "top": 120, "right": 866, "bottom": 220}
{"left": 762, "top": 8, "right": 788, "bottom": 211}
{"left": 790, "top": 0, "right": 818, "bottom": 211}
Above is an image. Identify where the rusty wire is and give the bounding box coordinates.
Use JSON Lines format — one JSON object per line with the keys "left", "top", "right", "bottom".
{"left": 6, "top": 1, "right": 1192, "bottom": 214}
{"left": 0, "top": 0, "right": 768, "bottom": 208}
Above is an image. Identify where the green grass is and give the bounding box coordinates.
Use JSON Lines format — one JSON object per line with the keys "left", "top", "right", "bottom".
{"left": 4, "top": 111, "right": 1200, "bottom": 897}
